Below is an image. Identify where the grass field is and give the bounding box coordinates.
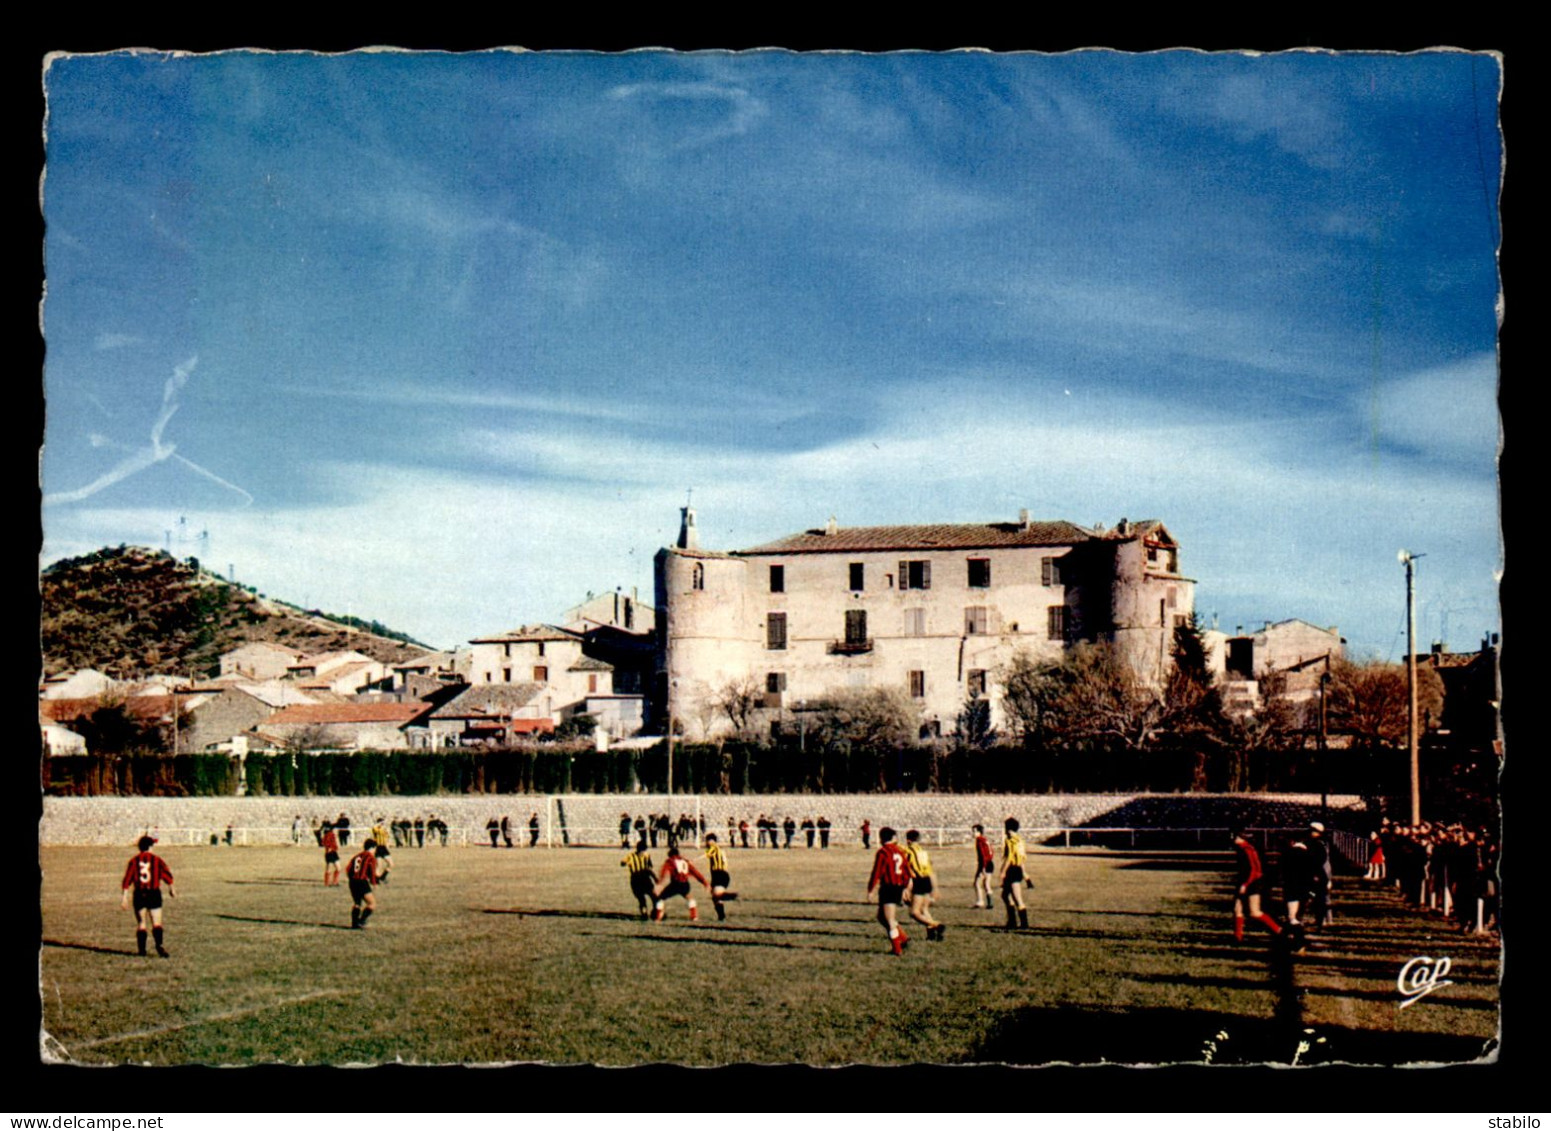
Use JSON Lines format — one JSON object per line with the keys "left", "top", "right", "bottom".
{"left": 39, "top": 842, "right": 1499, "bottom": 1066}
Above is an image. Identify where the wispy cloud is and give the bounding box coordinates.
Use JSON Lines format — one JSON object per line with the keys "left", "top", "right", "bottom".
{"left": 93, "top": 331, "right": 144, "bottom": 350}
{"left": 43, "top": 356, "right": 254, "bottom": 507}
{"left": 607, "top": 81, "right": 768, "bottom": 151}
{"left": 1368, "top": 353, "right": 1500, "bottom": 463}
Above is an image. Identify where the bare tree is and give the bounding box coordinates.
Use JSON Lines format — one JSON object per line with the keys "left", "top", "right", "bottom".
{"left": 710, "top": 675, "right": 765, "bottom": 741}
{"left": 999, "top": 643, "right": 1165, "bottom": 750}
{"left": 810, "top": 686, "right": 920, "bottom": 748}
{"left": 1326, "top": 657, "right": 1444, "bottom": 747}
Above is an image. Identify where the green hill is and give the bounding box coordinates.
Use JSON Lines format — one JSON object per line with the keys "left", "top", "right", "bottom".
{"left": 40, "top": 546, "right": 432, "bottom": 679}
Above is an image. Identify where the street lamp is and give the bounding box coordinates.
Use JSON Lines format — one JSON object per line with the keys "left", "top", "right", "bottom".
{"left": 1399, "top": 549, "right": 1425, "bottom": 825}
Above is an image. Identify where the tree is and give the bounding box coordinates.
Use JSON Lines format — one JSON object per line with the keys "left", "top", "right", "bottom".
{"left": 955, "top": 696, "right": 996, "bottom": 748}
{"left": 1326, "top": 658, "right": 1444, "bottom": 747}
{"left": 1224, "top": 669, "right": 1306, "bottom": 752}
{"left": 554, "top": 713, "right": 599, "bottom": 741}
{"left": 999, "top": 643, "right": 1165, "bottom": 750}
{"left": 1163, "top": 613, "right": 1222, "bottom": 734}
{"left": 810, "top": 686, "right": 920, "bottom": 748}
{"left": 710, "top": 675, "right": 765, "bottom": 741}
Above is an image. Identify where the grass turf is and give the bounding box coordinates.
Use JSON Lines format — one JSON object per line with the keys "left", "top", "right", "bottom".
{"left": 39, "top": 842, "right": 1499, "bottom": 1066}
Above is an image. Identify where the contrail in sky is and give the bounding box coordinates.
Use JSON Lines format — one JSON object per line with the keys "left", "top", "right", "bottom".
{"left": 43, "top": 355, "right": 254, "bottom": 507}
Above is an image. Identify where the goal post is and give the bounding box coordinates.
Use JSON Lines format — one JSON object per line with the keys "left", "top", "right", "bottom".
{"left": 545, "top": 794, "right": 704, "bottom": 848}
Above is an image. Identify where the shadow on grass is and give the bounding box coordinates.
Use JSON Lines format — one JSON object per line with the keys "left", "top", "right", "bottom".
{"left": 481, "top": 908, "right": 641, "bottom": 921}
{"left": 224, "top": 878, "right": 320, "bottom": 886}
{"left": 965, "top": 1002, "right": 1496, "bottom": 1066}
{"left": 42, "top": 939, "right": 140, "bottom": 957}
{"left": 759, "top": 897, "right": 870, "bottom": 907}
{"left": 214, "top": 914, "right": 356, "bottom": 931}
{"left": 1038, "top": 908, "right": 1222, "bottom": 924}
{"left": 583, "top": 930, "right": 872, "bottom": 957}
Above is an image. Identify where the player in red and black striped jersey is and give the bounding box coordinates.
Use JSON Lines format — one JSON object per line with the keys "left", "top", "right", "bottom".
{"left": 121, "top": 835, "right": 175, "bottom": 957}
{"left": 651, "top": 847, "right": 709, "bottom": 922}
{"left": 346, "top": 840, "right": 380, "bottom": 929}
{"left": 867, "top": 827, "right": 912, "bottom": 955}
{"left": 1230, "top": 829, "right": 1283, "bottom": 942}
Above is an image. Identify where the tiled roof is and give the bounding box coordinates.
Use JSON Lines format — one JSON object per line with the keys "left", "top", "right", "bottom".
{"left": 223, "top": 642, "right": 303, "bottom": 658}
{"left": 40, "top": 696, "right": 173, "bottom": 722}
{"left": 568, "top": 656, "right": 615, "bottom": 672}
{"left": 236, "top": 682, "right": 320, "bottom": 708}
{"left": 298, "top": 660, "right": 379, "bottom": 687}
{"left": 736, "top": 520, "right": 1099, "bottom": 555}
{"left": 263, "top": 702, "right": 431, "bottom": 726}
{"left": 468, "top": 624, "right": 580, "bottom": 645}
{"left": 661, "top": 546, "right": 740, "bottom": 561}
{"left": 392, "top": 650, "right": 453, "bottom": 670}
{"left": 430, "top": 682, "right": 547, "bottom": 719}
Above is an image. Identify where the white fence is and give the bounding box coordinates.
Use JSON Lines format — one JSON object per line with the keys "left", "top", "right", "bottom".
{"left": 118, "top": 823, "right": 1313, "bottom": 852}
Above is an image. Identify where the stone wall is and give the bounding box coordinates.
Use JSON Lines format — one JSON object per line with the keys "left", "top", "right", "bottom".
{"left": 39, "top": 792, "right": 1368, "bottom": 847}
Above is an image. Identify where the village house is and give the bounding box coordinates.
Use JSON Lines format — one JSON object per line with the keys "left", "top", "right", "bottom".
{"left": 283, "top": 650, "right": 392, "bottom": 696}
{"left": 464, "top": 621, "right": 649, "bottom": 738}
{"left": 654, "top": 506, "right": 1196, "bottom": 738}
{"left": 414, "top": 682, "right": 557, "bottom": 748}
{"left": 1213, "top": 618, "right": 1345, "bottom": 716}
{"left": 219, "top": 641, "right": 305, "bottom": 681}
{"left": 252, "top": 701, "right": 433, "bottom": 751}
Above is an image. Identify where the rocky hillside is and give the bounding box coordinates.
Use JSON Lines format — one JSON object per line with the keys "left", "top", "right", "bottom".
{"left": 40, "top": 546, "right": 432, "bottom": 679}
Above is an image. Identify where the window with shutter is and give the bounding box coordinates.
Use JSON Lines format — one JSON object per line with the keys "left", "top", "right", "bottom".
{"left": 845, "top": 609, "right": 868, "bottom": 646}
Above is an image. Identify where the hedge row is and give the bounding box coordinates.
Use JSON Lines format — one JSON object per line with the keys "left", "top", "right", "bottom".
{"left": 42, "top": 740, "right": 1482, "bottom": 800}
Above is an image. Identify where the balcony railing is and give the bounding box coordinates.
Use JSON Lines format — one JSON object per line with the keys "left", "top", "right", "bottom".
{"left": 828, "top": 638, "right": 874, "bottom": 655}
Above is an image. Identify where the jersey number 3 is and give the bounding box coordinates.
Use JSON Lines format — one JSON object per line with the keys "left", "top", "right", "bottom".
{"left": 138, "top": 860, "right": 152, "bottom": 885}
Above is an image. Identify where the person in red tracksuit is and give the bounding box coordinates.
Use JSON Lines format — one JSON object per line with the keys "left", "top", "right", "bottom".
{"left": 121, "top": 835, "right": 175, "bottom": 957}
{"left": 867, "top": 827, "right": 913, "bottom": 956}
{"left": 971, "top": 824, "right": 996, "bottom": 909}
{"left": 1231, "top": 829, "right": 1283, "bottom": 942}
{"left": 652, "top": 846, "right": 709, "bottom": 922}
{"left": 321, "top": 824, "right": 341, "bottom": 887}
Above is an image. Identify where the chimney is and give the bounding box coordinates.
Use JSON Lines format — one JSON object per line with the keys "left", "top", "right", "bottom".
{"left": 677, "top": 505, "right": 699, "bottom": 550}
{"left": 1432, "top": 641, "right": 1445, "bottom": 655}
{"left": 825, "top": 515, "right": 838, "bottom": 536}
{"left": 1018, "top": 508, "right": 1031, "bottom": 530}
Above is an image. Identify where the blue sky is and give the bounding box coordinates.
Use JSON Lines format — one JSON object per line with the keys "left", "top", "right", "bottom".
{"left": 41, "top": 49, "right": 1502, "bottom": 657}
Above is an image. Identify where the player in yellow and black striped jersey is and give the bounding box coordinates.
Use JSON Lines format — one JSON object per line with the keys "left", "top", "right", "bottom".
{"left": 903, "top": 830, "right": 945, "bottom": 941}
{"left": 370, "top": 820, "right": 392, "bottom": 883}
{"left": 999, "top": 818, "right": 1030, "bottom": 929}
{"left": 622, "top": 840, "right": 655, "bottom": 919}
{"left": 702, "top": 834, "right": 738, "bottom": 920}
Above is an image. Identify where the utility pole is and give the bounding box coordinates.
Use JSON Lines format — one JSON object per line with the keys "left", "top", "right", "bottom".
{"left": 1318, "top": 655, "right": 1330, "bottom": 825}
{"left": 1399, "top": 550, "right": 1424, "bottom": 825}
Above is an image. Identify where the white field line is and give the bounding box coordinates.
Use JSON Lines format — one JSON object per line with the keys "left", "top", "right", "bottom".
{"left": 66, "top": 988, "right": 355, "bottom": 1052}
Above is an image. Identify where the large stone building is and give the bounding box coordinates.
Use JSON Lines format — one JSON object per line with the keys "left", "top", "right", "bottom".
{"left": 654, "top": 507, "right": 1195, "bottom": 738}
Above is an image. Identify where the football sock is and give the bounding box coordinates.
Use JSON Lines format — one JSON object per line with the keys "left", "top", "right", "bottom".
{"left": 1018, "top": 909, "right": 1029, "bottom": 929}
{"left": 1233, "top": 916, "right": 1246, "bottom": 941}
{"left": 136, "top": 929, "right": 147, "bottom": 955}
{"left": 152, "top": 927, "right": 163, "bottom": 947}
{"left": 1256, "top": 912, "right": 1282, "bottom": 934}
{"left": 1005, "top": 908, "right": 1017, "bottom": 929}
{"left": 351, "top": 906, "right": 360, "bottom": 928}
{"left": 714, "top": 901, "right": 726, "bottom": 921}
{"left": 360, "top": 908, "right": 372, "bottom": 926}
{"left": 689, "top": 903, "right": 699, "bottom": 921}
